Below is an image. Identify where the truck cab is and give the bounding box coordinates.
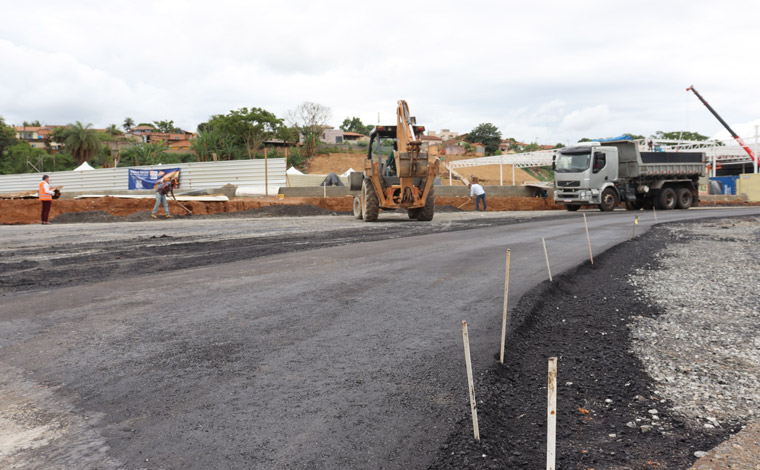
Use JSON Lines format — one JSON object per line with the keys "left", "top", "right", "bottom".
{"left": 554, "top": 142, "right": 620, "bottom": 211}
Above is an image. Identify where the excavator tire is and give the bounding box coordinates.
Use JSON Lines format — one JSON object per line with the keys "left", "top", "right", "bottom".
{"left": 407, "top": 208, "right": 422, "bottom": 219}
{"left": 362, "top": 179, "right": 379, "bottom": 222}
{"left": 353, "top": 196, "right": 363, "bottom": 219}
{"left": 416, "top": 187, "right": 435, "bottom": 221}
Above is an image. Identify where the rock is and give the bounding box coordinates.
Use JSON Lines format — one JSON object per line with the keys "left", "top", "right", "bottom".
{"left": 640, "top": 425, "right": 653, "bottom": 433}
{"left": 694, "top": 451, "right": 708, "bottom": 458}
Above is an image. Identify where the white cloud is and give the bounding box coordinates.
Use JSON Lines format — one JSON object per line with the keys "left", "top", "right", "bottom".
{"left": 560, "top": 105, "right": 611, "bottom": 133}
{"left": 0, "top": 0, "right": 759, "bottom": 143}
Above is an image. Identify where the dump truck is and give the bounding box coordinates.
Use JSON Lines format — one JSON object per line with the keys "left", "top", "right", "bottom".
{"left": 350, "top": 100, "right": 439, "bottom": 221}
{"left": 553, "top": 140, "right": 706, "bottom": 211}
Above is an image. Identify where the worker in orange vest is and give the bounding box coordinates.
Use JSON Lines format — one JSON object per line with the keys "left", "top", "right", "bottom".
{"left": 38, "top": 175, "right": 55, "bottom": 224}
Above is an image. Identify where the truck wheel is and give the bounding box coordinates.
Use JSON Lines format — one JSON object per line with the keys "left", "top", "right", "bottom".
{"left": 599, "top": 188, "right": 619, "bottom": 212}
{"left": 656, "top": 187, "right": 677, "bottom": 210}
{"left": 362, "top": 179, "right": 379, "bottom": 222}
{"left": 353, "top": 196, "right": 363, "bottom": 219}
{"left": 566, "top": 205, "right": 580, "bottom": 211}
{"left": 407, "top": 208, "right": 422, "bottom": 219}
{"left": 676, "top": 187, "right": 693, "bottom": 209}
{"left": 416, "top": 188, "right": 435, "bottom": 221}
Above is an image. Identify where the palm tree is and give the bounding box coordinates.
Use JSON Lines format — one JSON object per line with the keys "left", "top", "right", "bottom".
{"left": 65, "top": 121, "right": 101, "bottom": 165}
{"left": 123, "top": 117, "right": 135, "bottom": 132}
{"left": 106, "top": 124, "right": 123, "bottom": 136}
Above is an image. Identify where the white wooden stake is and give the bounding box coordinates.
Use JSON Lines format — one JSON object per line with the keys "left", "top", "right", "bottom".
{"left": 499, "top": 154, "right": 503, "bottom": 186}
{"left": 547, "top": 357, "right": 557, "bottom": 470}
{"left": 499, "top": 250, "right": 511, "bottom": 364}
{"left": 462, "top": 321, "right": 480, "bottom": 441}
{"left": 632, "top": 215, "right": 639, "bottom": 238}
{"left": 583, "top": 213, "right": 594, "bottom": 264}
{"left": 512, "top": 164, "right": 516, "bottom": 185}
{"left": 542, "top": 237, "right": 553, "bottom": 282}
{"left": 653, "top": 206, "right": 657, "bottom": 222}
{"left": 323, "top": 182, "right": 326, "bottom": 199}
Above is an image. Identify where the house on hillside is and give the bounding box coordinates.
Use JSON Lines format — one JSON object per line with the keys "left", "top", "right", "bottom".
{"left": 320, "top": 127, "right": 344, "bottom": 144}
{"left": 342, "top": 131, "right": 368, "bottom": 143}
{"left": 15, "top": 125, "right": 67, "bottom": 151}
{"left": 438, "top": 129, "right": 459, "bottom": 141}
{"left": 420, "top": 134, "right": 442, "bottom": 151}
{"left": 499, "top": 139, "right": 529, "bottom": 153}
{"left": 128, "top": 127, "right": 196, "bottom": 153}
{"left": 441, "top": 136, "right": 485, "bottom": 156}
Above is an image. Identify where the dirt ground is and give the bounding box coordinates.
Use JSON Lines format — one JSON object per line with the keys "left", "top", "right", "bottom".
{"left": 4, "top": 196, "right": 758, "bottom": 225}
{"left": 305, "top": 152, "right": 539, "bottom": 186}
{"left": 0, "top": 196, "right": 565, "bottom": 225}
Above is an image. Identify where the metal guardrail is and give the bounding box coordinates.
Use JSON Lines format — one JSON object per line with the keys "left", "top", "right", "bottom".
{"left": 0, "top": 158, "right": 286, "bottom": 193}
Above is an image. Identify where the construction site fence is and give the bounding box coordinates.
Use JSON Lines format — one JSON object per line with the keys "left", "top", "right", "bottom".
{"left": 0, "top": 158, "right": 286, "bottom": 194}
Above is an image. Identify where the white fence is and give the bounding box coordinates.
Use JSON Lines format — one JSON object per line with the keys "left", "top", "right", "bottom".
{"left": 0, "top": 158, "right": 286, "bottom": 194}
{"left": 449, "top": 151, "right": 554, "bottom": 170}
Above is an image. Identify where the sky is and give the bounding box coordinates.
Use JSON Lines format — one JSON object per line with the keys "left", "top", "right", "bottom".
{"left": 1, "top": 0, "right": 759, "bottom": 145}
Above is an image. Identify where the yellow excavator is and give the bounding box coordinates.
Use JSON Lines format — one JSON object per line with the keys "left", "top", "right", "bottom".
{"left": 350, "top": 100, "right": 439, "bottom": 221}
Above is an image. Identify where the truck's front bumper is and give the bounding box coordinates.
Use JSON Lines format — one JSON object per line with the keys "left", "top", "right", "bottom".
{"left": 553, "top": 189, "right": 600, "bottom": 205}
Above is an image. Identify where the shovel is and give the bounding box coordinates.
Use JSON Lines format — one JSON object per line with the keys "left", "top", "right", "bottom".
{"left": 172, "top": 196, "right": 193, "bottom": 215}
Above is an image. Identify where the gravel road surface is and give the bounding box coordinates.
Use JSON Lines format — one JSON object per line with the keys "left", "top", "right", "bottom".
{"left": 1, "top": 207, "right": 759, "bottom": 469}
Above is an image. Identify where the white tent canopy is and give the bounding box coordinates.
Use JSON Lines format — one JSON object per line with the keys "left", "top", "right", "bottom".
{"left": 340, "top": 168, "right": 356, "bottom": 177}
{"left": 74, "top": 161, "right": 95, "bottom": 171}
{"left": 286, "top": 166, "right": 304, "bottom": 175}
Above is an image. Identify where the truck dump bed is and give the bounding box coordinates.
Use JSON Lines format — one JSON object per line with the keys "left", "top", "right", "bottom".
{"left": 609, "top": 141, "right": 705, "bottom": 179}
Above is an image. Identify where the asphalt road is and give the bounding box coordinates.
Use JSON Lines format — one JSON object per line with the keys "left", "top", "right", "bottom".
{"left": 2, "top": 207, "right": 759, "bottom": 469}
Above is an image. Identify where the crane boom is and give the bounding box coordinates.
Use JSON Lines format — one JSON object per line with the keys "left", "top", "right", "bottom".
{"left": 686, "top": 85, "right": 757, "bottom": 164}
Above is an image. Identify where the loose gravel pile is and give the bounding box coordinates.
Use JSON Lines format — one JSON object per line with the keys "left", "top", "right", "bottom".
{"left": 628, "top": 217, "right": 760, "bottom": 432}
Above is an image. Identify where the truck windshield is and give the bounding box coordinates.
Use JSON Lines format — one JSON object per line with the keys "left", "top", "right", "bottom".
{"left": 556, "top": 152, "right": 590, "bottom": 172}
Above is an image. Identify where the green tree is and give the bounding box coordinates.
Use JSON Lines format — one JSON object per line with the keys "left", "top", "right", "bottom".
{"left": 106, "top": 124, "right": 123, "bottom": 136}
{"left": 190, "top": 128, "right": 223, "bottom": 161}
{"left": 208, "top": 108, "right": 283, "bottom": 159}
{"left": 22, "top": 120, "right": 41, "bottom": 127}
{"left": 655, "top": 130, "right": 709, "bottom": 141}
{"left": 287, "top": 102, "right": 331, "bottom": 158}
{"left": 123, "top": 117, "right": 135, "bottom": 131}
{"left": 120, "top": 142, "right": 167, "bottom": 166}
{"left": 137, "top": 122, "right": 156, "bottom": 129}
{"left": 0, "top": 116, "right": 18, "bottom": 158}
{"left": 554, "top": 143, "right": 566, "bottom": 149}
{"left": 623, "top": 133, "right": 645, "bottom": 140}
{"left": 465, "top": 123, "right": 502, "bottom": 155}
{"left": 340, "top": 117, "right": 371, "bottom": 136}
{"left": 0, "top": 141, "right": 47, "bottom": 174}
{"left": 64, "top": 121, "right": 101, "bottom": 164}
{"left": 153, "top": 120, "right": 180, "bottom": 133}
{"left": 578, "top": 137, "right": 592, "bottom": 142}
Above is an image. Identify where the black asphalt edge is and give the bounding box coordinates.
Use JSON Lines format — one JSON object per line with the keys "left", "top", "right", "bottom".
{"left": 427, "top": 220, "right": 746, "bottom": 469}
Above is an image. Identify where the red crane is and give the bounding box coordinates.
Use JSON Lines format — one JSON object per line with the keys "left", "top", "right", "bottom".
{"left": 686, "top": 85, "right": 757, "bottom": 165}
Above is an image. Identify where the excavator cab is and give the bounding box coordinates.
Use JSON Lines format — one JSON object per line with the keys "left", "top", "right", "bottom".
{"left": 351, "top": 100, "right": 439, "bottom": 222}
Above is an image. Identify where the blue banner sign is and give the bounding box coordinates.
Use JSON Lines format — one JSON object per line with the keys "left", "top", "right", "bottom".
{"left": 128, "top": 168, "right": 181, "bottom": 190}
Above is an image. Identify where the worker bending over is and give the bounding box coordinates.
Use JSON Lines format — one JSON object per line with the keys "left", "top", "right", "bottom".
{"left": 152, "top": 178, "right": 177, "bottom": 219}
{"left": 469, "top": 182, "right": 486, "bottom": 211}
